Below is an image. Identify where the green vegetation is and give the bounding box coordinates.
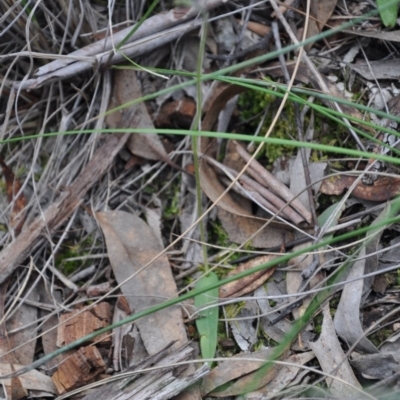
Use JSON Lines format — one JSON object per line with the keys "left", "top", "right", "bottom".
{"left": 377, "top": 0, "right": 399, "bottom": 28}
{"left": 55, "top": 236, "right": 94, "bottom": 276}
{"left": 238, "top": 91, "right": 297, "bottom": 164}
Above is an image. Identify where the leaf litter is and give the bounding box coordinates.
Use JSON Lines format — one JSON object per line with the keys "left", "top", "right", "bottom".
{"left": 3, "top": 0, "right": 400, "bottom": 399}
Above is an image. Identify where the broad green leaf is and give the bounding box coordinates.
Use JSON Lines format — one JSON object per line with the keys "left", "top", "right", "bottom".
{"left": 377, "top": 0, "right": 399, "bottom": 28}
{"left": 194, "top": 272, "right": 219, "bottom": 365}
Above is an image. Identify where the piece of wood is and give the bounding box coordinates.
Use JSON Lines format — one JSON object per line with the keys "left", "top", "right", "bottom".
{"left": 57, "top": 303, "right": 111, "bottom": 346}
{"left": 52, "top": 345, "right": 106, "bottom": 394}
{"left": 0, "top": 133, "right": 129, "bottom": 285}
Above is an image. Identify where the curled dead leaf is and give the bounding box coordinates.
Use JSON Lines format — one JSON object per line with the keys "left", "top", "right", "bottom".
{"left": 219, "top": 255, "right": 277, "bottom": 298}
{"left": 320, "top": 174, "right": 400, "bottom": 201}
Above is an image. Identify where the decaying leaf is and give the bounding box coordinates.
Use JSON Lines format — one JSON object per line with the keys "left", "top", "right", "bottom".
{"left": 0, "top": 158, "right": 26, "bottom": 234}
{"left": 217, "top": 208, "right": 291, "bottom": 249}
{"left": 201, "top": 139, "right": 290, "bottom": 234}
{"left": 256, "top": 283, "right": 315, "bottom": 352}
{"left": 304, "top": 0, "right": 338, "bottom": 51}
{"left": 286, "top": 242, "right": 324, "bottom": 320}
{"left": 288, "top": 148, "right": 325, "bottom": 211}
{"left": 0, "top": 363, "right": 57, "bottom": 395}
{"left": 200, "top": 347, "right": 276, "bottom": 396}
{"left": 0, "top": 286, "right": 28, "bottom": 400}
{"left": 96, "top": 210, "right": 187, "bottom": 354}
{"left": 200, "top": 83, "right": 259, "bottom": 218}
{"left": 6, "top": 281, "right": 39, "bottom": 366}
{"left": 248, "top": 351, "right": 316, "bottom": 399}
{"left": 350, "top": 352, "right": 400, "bottom": 379}
{"left": 349, "top": 58, "right": 400, "bottom": 81}
{"left": 320, "top": 174, "right": 400, "bottom": 201}
{"left": 40, "top": 282, "right": 66, "bottom": 374}
{"left": 219, "top": 255, "right": 277, "bottom": 298}
{"left": 334, "top": 250, "right": 379, "bottom": 354}
{"left": 10, "top": 363, "right": 28, "bottom": 400}
{"left": 154, "top": 97, "right": 196, "bottom": 128}
{"left": 106, "top": 68, "right": 171, "bottom": 162}
{"left": 309, "top": 303, "right": 362, "bottom": 397}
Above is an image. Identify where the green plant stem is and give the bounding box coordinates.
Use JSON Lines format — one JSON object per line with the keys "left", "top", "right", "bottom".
{"left": 192, "top": 15, "right": 209, "bottom": 271}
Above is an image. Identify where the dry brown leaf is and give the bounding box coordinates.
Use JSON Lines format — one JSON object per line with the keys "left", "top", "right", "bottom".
{"left": 201, "top": 347, "right": 280, "bottom": 397}
{"left": 0, "top": 284, "right": 36, "bottom": 400}
{"left": 320, "top": 174, "right": 400, "bottom": 201}
{"left": 310, "top": 303, "right": 362, "bottom": 397}
{"left": 304, "top": 0, "right": 338, "bottom": 51}
{"left": 154, "top": 97, "right": 196, "bottom": 128}
{"left": 286, "top": 243, "right": 324, "bottom": 320}
{"left": 210, "top": 359, "right": 280, "bottom": 397}
{"left": 0, "top": 158, "right": 26, "bottom": 235}
{"left": 0, "top": 363, "right": 57, "bottom": 395}
{"left": 250, "top": 351, "right": 316, "bottom": 399}
{"left": 349, "top": 59, "right": 400, "bottom": 81}
{"left": 334, "top": 248, "right": 379, "bottom": 354}
{"left": 6, "top": 282, "right": 39, "bottom": 366}
{"left": 217, "top": 208, "right": 292, "bottom": 248}
{"left": 200, "top": 83, "right": 290, "bottom": 231}
{"left": 0, "top": 280, "right": 39, "bottom": 378}
{"left": 96, "top": 210, "right": 187, "bottom": 354}
{"left": 106, "top": 69, "right": 169, "bottom": 162}
{"left": 200, "top": 348, "right": 276, "bottom": 396}
{"left": 236, "top": 19, "right": 271, "bottom": 37}
{"left": 10, "top": 364, "right": 28, "bottom": 400}
{"left": 39, "top": 282, "right": 68, "bottom": 373}
{"left": 342, "top": 29, "right": 400, "bottom": 43}
{"left": 219, "top": 255, "right": 277, "bottom": 298}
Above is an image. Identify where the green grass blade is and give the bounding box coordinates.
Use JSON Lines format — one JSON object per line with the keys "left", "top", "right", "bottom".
{"left": 194, "top": 271, "right": 219, "bottom": 365}
{"left": 318, "top": 202, "right": 345, "bottom": 242}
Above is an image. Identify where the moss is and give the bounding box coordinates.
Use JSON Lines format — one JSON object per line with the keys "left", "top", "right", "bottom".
{"left": 396, "top": 269, "right": 400, "bottom": 287}
{"left": 252, "top": 338, "right": 267, "bottom": 351}
{"left": 224, "top": 301, "right": 245, "bottom": 319}
{"left": 238, "top": 91, "right": 297, "bottom": 165}
{"left": 369, "top": 327, "right": 394, "bottom": 347}
{"left": 163, "top": 187, "right": 180, "bottom": 218}
{"left": 238, "top": 89, "right": 351, "bottom": 166}
{"left": 208, "top": 220, "right": 254, "bottom": 264}
{"left": 268, "top": 299, "right": 277, "bottom": 307}
{"left": 209, "top": 220, "right": 230, "bottom": 248}
{"left": 314, "top": 313, "right": 323, "bottom": 335}
{"left": 55, "top": 236, "right": 94, "bottom": 277}
{"left": 259, "top": 327, "right": 279, "bottom": 346}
